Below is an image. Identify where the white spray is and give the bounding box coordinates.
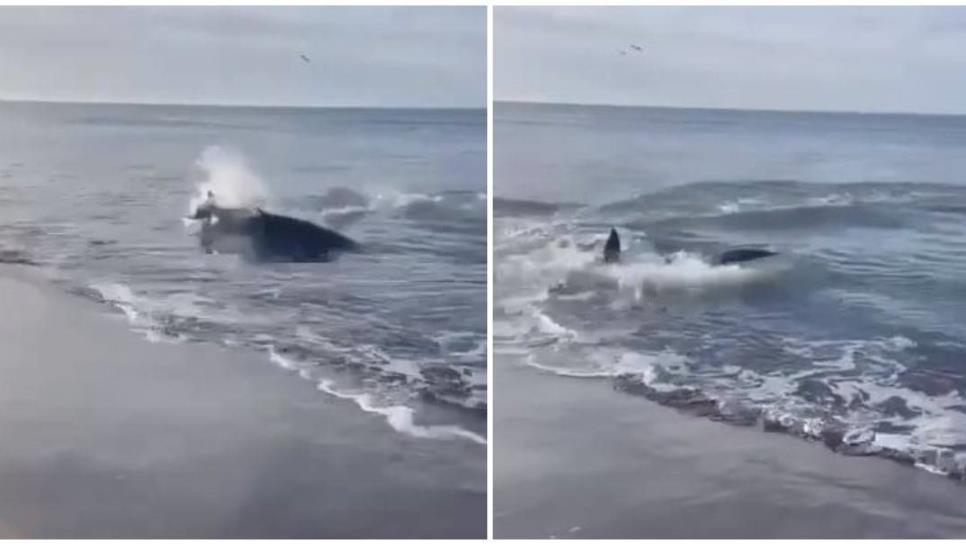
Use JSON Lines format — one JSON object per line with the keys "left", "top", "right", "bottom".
{"left": 187, "top": 146, "right": 270, "bottom": 215}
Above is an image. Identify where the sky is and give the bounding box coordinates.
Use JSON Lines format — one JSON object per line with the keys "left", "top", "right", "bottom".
{"left": 0, "top": 6, "right": 485, "bottom": 108}
{"left": 496, "top": 6, "right": 966, "bottom": 115}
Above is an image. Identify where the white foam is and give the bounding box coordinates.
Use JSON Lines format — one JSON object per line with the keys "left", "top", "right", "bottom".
{"left": 554, "top": 291, "right": 597, "bottom": 302}
{"left": 496, "top": 231, "right": 599, "bottom": 293}
{"left": 320, "top": 204, "right": 374, "bottom": 224}
{"left": 718, "top": 197, "right": 763, "bottom": 214}
{"left": 531, "top": 309, "right": 577, "bottom": 340}
{"left": 433, "top": 331, "right": 487, "bottom": 363}
{"left": 500, "top": 222, "right": 786, "bottom": 311}
{"left": 524, "top": 356, "right": 614, "bottom": 378}
{"left": 807, "top": 192, "right": 855, "bottom": 207}
{"left": 90, "top": 281, "right": 249, "bottom": 345}
{"left": 605, "top": 251, "right": 783, "bottom": 294}
{"left": 727, "top": 334, "right": 966, "bottom": 461}
{"left": 90, "top": 282, "right": 151, "bottom": 330}
{"left": 915, "top": 461, "right": 949, "bottom": 476}
{"left": 317, "top": 380, "right": 486, "bottom": 445}
{"left": 268, "top": 348, "right": 299, "bottom": 371}
{"left": 522, "top": 349, "right": 685, "bottom": 385}
{"left": 371, "top": 190, "right": 440, "bottom": 211}
{"left": 269, "top": 344, "right": 486, "bottom": 440}
{"left": 779, "top": 335, "right": 912, "bottom": 383}
{"left": 188, "top": 146, "right": 269, "bottom": 214}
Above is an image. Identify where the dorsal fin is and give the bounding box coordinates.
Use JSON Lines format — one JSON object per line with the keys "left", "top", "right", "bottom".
{"left": 603, "top": 227, "right": 621, "bottom": 263}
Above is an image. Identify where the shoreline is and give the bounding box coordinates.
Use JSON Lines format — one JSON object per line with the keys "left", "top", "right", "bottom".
{"left": 0, "top": 267, "right": 485, "bottom": 538}
{"left": 495, "top": 352, "right": 966, "bottom": 538}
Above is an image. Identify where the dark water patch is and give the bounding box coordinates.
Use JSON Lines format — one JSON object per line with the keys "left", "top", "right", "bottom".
{"left": 494, "top": 197, "right": 584, "bottom": 217}
{"left": 614, "top": 374, "right": 759, "bottom": 425}
{"left": 0, "top": 248, "right": 38, "bottom": 266}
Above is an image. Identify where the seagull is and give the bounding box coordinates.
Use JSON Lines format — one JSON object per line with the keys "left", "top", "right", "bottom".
{"left": 300, "top": 54, "right": 311, "bottom": 63}
{"left": 629, "top": 44, "right": 644, "bottom": 53}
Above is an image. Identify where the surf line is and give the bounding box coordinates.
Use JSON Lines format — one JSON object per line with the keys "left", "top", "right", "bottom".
{"left": 269, "top": 347, "right": 486, "bottom": 445}
{"left": 317, "top": 379, "right": 488, "bottom": 445}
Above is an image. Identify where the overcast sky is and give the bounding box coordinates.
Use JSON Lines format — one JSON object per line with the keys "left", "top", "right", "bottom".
{"left": 0, "top": 6, "right": 485, "bottom": 108}
{"left": 496, "top": 7, "right": 966, "bottom": 115}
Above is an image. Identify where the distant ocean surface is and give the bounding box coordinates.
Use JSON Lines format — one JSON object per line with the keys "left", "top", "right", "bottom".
{"left": 495, "top": 102, "right": 966, "bottom": 477}
{"left": 0, "top": 101, "right": 486, "bottom": 443}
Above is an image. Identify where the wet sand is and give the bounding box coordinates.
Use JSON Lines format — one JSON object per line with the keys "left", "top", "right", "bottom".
{"left": 0, "top": 269, "right": 485, "bottom": 538}
{"left": 494, "top": 353, "right": 966, "bottom": 539}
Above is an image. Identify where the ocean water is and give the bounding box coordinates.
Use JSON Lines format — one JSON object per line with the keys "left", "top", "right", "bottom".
{"left": 495, "top": 102, "right": 966, "bottom": 477}
{"left": 0, "top": 101, "right": 486, "bottom": 443}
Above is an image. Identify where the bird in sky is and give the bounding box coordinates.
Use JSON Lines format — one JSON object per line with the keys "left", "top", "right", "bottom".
{"left": 300, "top": 54, "right": 311, "bottom": 63}
{"left": 629, "top": 44, "right": 644, "bottom": 53}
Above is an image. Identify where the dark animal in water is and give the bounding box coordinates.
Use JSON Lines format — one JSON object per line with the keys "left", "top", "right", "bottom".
{"left": 603, "top": 227, "right": 621, "bottom": 263}
{"left": 190, "top": 198, "right": 357, "bottom": 262}
{"left": 716, "top": 247, "right": 777, "bottom": 265}
{"left": 597, "top": 226, "right": 775, "bottom": 267}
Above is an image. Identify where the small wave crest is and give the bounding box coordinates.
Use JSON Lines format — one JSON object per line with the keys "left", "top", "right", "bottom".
{"left": 282, "top": 187, "right": 373, "bottom": 229}
{"left": 524, "top": 349, "right": 683, "bottom": 381}
{"left": 283, "top": 187, "right": 485, "bottom": 230}
{"left": 317, "top": 379, "right": 486, "bottom": 445}
{"left": 268, "top": 347, "right": 485, "bottom": 445}
{"left": 394, "top": 191, "right": 486, "bottom": 225}
{"left": 84, "top": 281, "right": 246, "bottom": 344}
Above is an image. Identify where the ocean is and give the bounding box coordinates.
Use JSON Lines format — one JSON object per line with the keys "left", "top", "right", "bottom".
{"left": 0, "top": 100, "right": 487, "bottom": 444}
{"left": 494, "top": 101, "right": 966, "bottom": 478}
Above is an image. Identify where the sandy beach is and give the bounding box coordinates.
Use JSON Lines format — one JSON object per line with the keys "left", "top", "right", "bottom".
{"left": 0, "top": 268, "right": 485, "bottom": 538}
{"left": 494, "top": 352, "right": 966, "bottom": 539}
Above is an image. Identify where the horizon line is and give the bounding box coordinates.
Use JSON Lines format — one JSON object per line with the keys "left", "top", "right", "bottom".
{"left": 0, "top": 97, "right": 486, "bottom": 111}
{"left": 494, "top": 99, "right": 966, "bottom": 119}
